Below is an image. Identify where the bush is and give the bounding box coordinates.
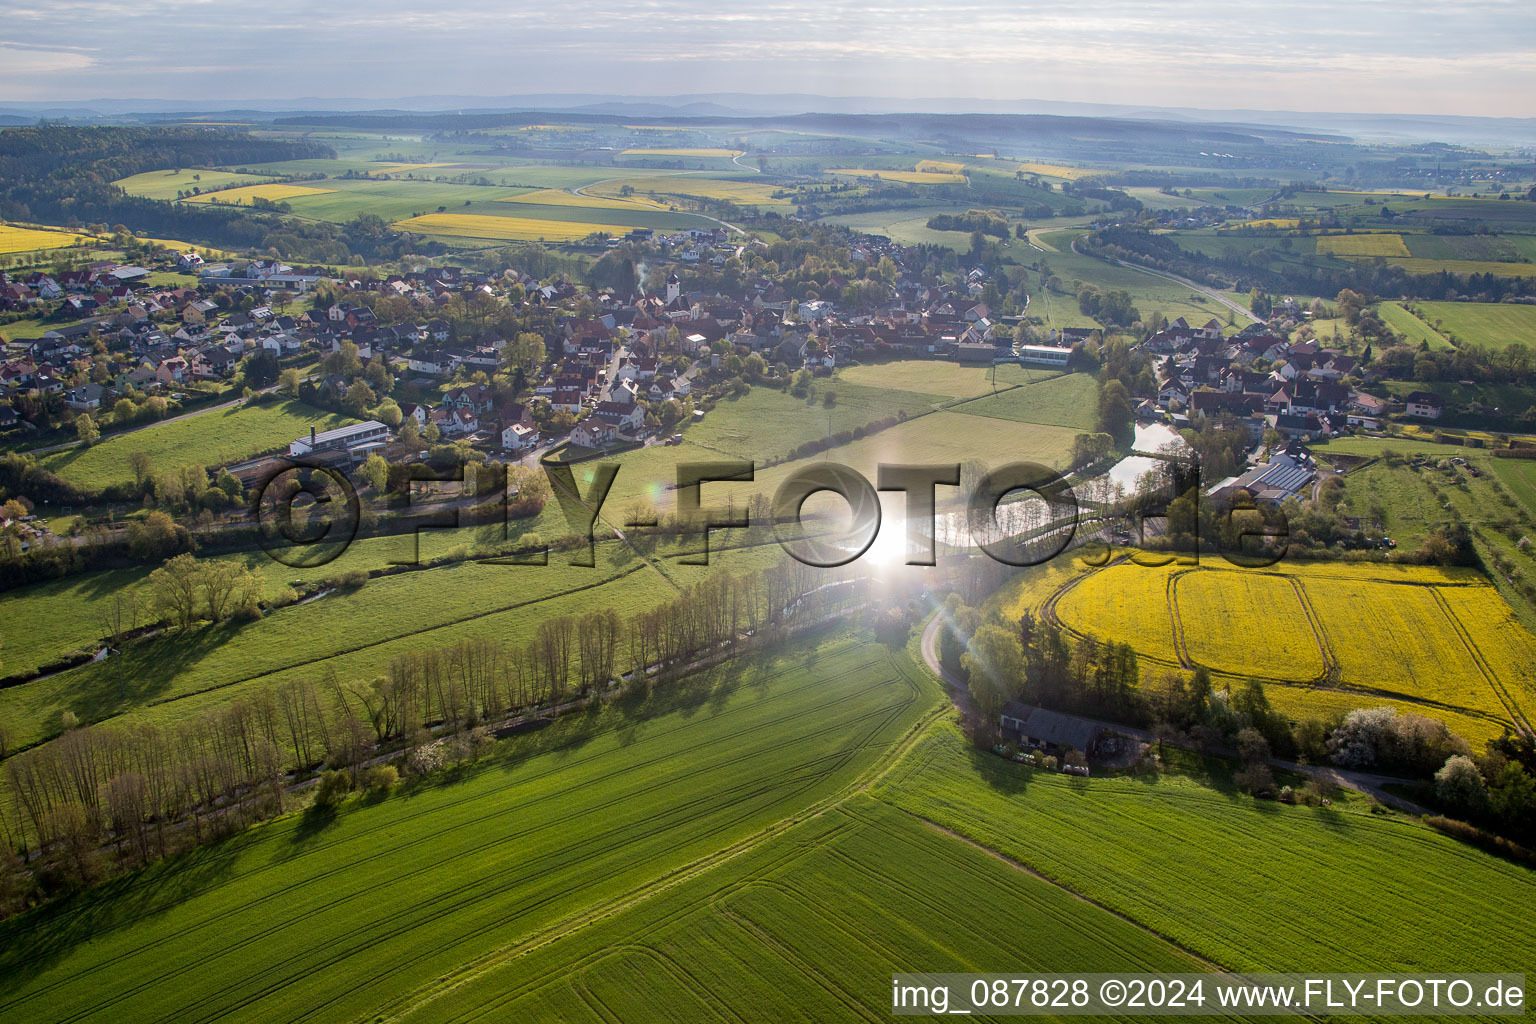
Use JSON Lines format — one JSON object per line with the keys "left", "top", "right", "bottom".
{"left": 1234, "top": 763, "right": 1276, "bottom": 797}
{"left": 312, "top": 769, "right": 353, "bottom": 806}
{"left": 362, "top": 764, "right": 398, "bottom": 792}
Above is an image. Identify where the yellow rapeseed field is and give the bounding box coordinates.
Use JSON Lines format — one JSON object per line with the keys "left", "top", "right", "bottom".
{"left": 391, "top": 214, "right": 634, "bottom": 241}
{"left": 1176, "top": 570, "right": 1325, "bottom": 682}
{"left": 183, "top": 183, "right": 337, "bottom": 205}
{"left": 916, "top": 159, "right": 968, "bottom": 173}
{"left": 1315, "top": 233, "right": 1412, "bottom": 258}
{"left": 0, "top": 223, "right": 96, "bottom": 254}
{"left": 1030, "top": 556, "right": 1532, "bottom": 744}
{"left": 1053, "top": 560, "right": 1183, "bottom": 665}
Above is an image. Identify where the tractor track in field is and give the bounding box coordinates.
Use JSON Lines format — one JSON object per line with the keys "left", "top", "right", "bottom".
{"left": 3, "top": 641, "right": 897, "bottom": 1007}
{"left": 1429, "top": 587, "right": 1533, "bottom": 736}
{"left": 12, "top": 640, "right": 924, "bottom": 1024}
{"left": 362, "top": 652, "right": 946, "bottom": 1024}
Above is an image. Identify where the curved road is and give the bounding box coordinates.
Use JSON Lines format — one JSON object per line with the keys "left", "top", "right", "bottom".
{"left": 918, "top": 612, "right": 1429, "bottom": 814}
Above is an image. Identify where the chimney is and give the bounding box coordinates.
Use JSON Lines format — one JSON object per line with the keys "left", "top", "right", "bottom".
{"left": 310, "top": 425, "right": 317, "bottom": 447}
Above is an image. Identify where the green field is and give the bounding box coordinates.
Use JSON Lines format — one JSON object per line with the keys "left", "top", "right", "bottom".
{"left": 113, "top": 169, "right": 278, "bottom": 200}
{"left": 0, "top": 632, "right": 940, "bottom": 1024}
{"left": 880, "top": 723, "right": 1536, "bottom": 977}
{"left": 39, "top": 398, "right": 354, "bottom": 491}
{"left": 1412, "top": 301, "right": 1536, "bottom": 350}
{"left": 835, "top": 359, "right": 1047, "bottom": 398}
{"left": 947, "top": 371, "right": 1100, "bottom": 431}
{"left": 1376, "top": 301, "right": 1454, "bottom": 351}
{"left": 683, "top": 380, "right": 942, "bottom": 461}
{"left": 3, "top": 633, "right": 1533, "bottom": 1024}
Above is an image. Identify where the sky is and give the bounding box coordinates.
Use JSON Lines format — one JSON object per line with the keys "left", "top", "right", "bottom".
{"left": 1, "top": 0, "right": 1532, "bottom": 117}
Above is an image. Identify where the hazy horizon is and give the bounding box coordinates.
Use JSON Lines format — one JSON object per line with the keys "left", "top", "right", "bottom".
{"left": 1, "top": 0, "right": 1532, "bottom": 118}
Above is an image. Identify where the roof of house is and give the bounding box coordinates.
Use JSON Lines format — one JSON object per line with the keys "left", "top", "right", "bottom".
{"left": 999, "top": 702, "right": 1104, "bottom": 752}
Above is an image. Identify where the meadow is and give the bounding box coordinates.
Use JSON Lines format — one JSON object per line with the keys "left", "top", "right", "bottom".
{"left": 495, "top": 188, "right": 667, "bottom": 211}
{"left": 0, "top": 632, "right": 938, "bottom": 1024}
{"left": 836, "top": 359, "right": 1053, "bottom": 397}
{"left": 946, "top": 371, "right": 1100, "bottom": 431}
{"left": 1375, "top": 301, "right": 1454, "bottom": 351}
{"left": 39, "top": 398, "right": 353, "bottom": 492}
{"left": 1412, "top": 301, "right": 1536, "bottom": 349}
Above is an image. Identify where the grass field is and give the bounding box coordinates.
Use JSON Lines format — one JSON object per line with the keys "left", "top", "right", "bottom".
{"left": 39, "top": 398, "right": 353, "bottom": 492}
{"left": 392, "top": 213, "right": 636, "bottom": 242}
{"left": 182, "top": 183, "right": 336, "bottom": 205}
{"left": 946, "top": 372, "right": 1100, "bottom": 431}
{"left": 680, "top": 381, "right": 943, "bottom": 462}
{"left": 113, "top": 169, "right": 276, "bottom": 200}
{"left": 5, "top": 632, "right": 1533, "bottom": 1023}
{"left": 1018, "top": 557, "right": 1535, "bottom": 743}
{"left": 585, "top": 175, "right": 791, "bottom": 206}
{"left": 620, "top": 147, "right": 742, "bottom": 157}
{"left": 495, "top": 188, "right": 666, "bottom": 211}
{"left": 826, "top": 168, "right": 967, "bottom": 184}
{"left": 1347, "top": 256, "right": 1536, "bottom": 278}
{"left": 835, "top": 359, "right": 1050, "bottom": 397}
{"left": 0, "top": 223, "right": 99, "bottom": 254}
{"left": 1413, "top": 301, "right": 1536, "bottom": 349}
{"left": 1376, "top": 301, "right": 1454, "bottom": 351}
{"left": 1314, "top": 233, "right": 1412, "bottom": 257}
{"left": 0, "top": 632, "right": 938, "bottom": 1024}
{"left": 881, "top": 723, "right": 1536, "bottom": 978}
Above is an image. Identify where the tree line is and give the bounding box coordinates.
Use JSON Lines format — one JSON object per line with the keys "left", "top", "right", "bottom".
{"left": 0, "top": 555, "right": 860, "bottom": 914}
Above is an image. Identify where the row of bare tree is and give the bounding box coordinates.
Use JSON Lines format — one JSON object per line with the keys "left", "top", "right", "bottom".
{"left": 0, "top": 555, "right": 862, "bottom": 914}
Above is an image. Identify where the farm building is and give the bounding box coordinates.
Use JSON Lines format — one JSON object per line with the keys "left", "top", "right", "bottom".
{"left": 288, "top": 420, "right": 389, "bottom": 456}
{"left": 999, "top": 702, "right": 1104, "bottom": 757}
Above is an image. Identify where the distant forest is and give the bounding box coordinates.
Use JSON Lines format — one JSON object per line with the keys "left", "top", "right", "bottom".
{"left": 0, "top": 126, "right": 436, "bottom": 263}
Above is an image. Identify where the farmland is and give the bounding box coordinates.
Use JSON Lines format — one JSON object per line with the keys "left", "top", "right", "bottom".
{"left": 881, "top": 723, "right": 1536, "bottom": 978}
{"left": 585, "top": 175, "right": 792, "bottom": 206}
{"left": 0, "top": 223, "right": 99, "bottom": 254}
{"left": 0, "top": 632, "right": 940, "bottom": 1024}
{"left": 39, "top": 398, "right": 354, "bottom": 492}
{"left": 391, "top": 213, "right": 637, "bottom": 242}
{"left": 1314, "top": 233, "right": 1412, "bottom": 257}
{"left": 113, "top": 169, "right": 277, "bottom": 200}
{"left": 826, "top": 168, "right": 967, "bottom": 184}
{"left": 1010, "top": 557, "right": 1536, "bottom": 744}
{"left": 948, "top": 372, "right": 1100, "bottom": 431}
{"left": 620, "top": 147, "right": 741, "bottom": 157}
{"left": 495, "top": 188, "right": 667, "bottom": 211}
{"left": 4, "top": 638, "right": 1533, "bottom": 1023}
{"left": 181, "top": 183, "right": 337, "bottom": 205}
{"left": 1411, "top": 301, "right": 1536, "bottom": 349}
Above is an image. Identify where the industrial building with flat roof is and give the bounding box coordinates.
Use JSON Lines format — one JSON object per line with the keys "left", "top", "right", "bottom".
{"left": 288, "top": 420, "right": 389, "bottom": 456}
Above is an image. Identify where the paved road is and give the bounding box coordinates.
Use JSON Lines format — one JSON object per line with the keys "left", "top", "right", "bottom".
{"left": 918, "top": 604, "right": 1429, "bottom": 815}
